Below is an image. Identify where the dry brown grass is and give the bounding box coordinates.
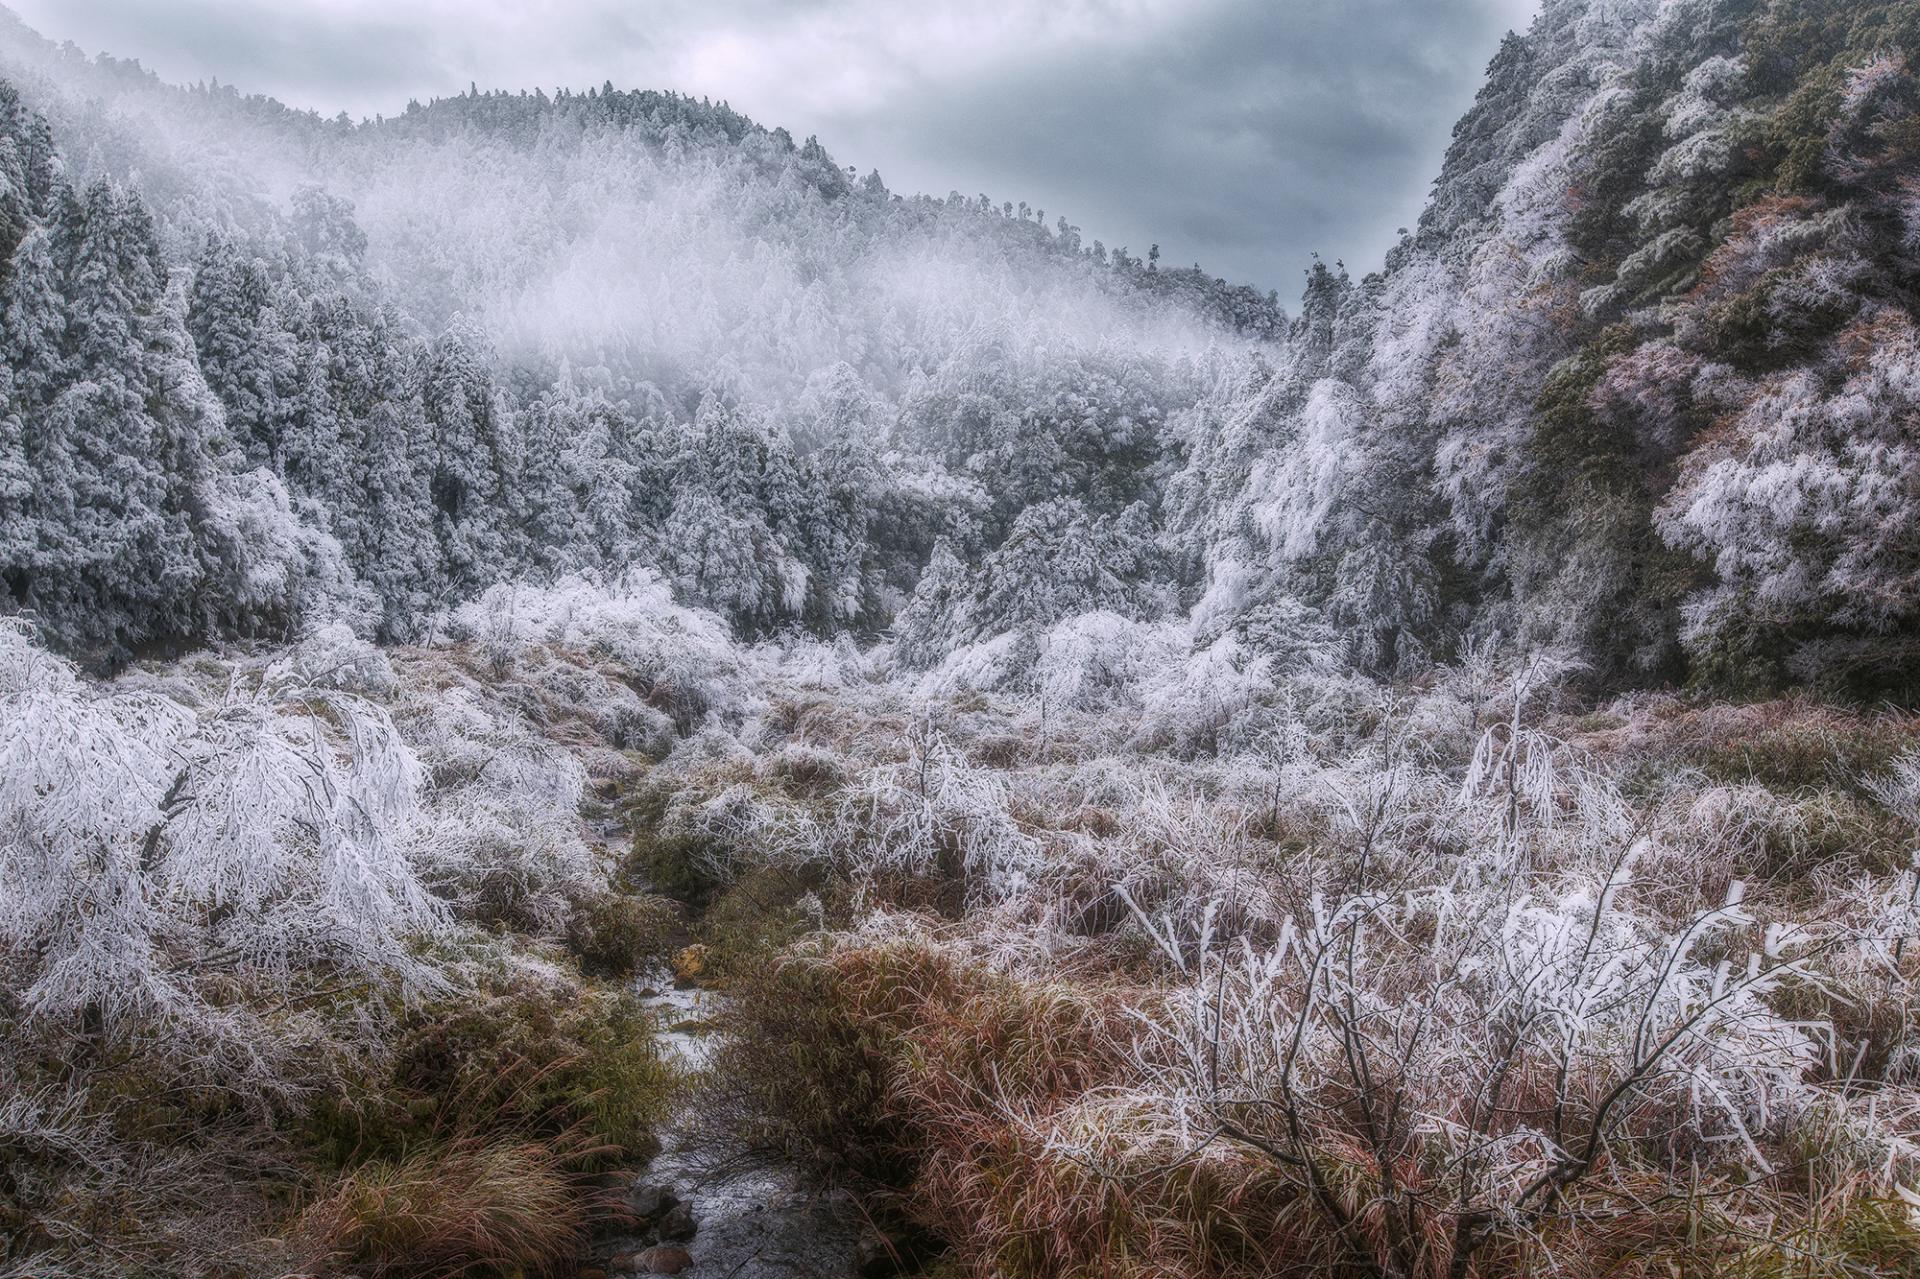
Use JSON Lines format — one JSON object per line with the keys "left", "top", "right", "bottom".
{"left": 296, "top": 1134, "right": 589, "bottom": 1277}
{"left": 708, "top": 937, "right": 1354, "bottom": 1278}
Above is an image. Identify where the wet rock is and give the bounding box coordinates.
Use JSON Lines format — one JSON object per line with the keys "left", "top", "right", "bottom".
{"left": 636, "top": 1244, "right": 694, "bottom": 1274}
{"left": 855, "top": 1234, "right": 895, "bottom": 1278}
{"left": 670, "top": 944, "right": 709, "bottom": 982}
{"left": 626, "top": 1179, "right": 678, "bottom": 1225}
{"left": 656, "top": 1199, "right": 698, "bottom": 1243}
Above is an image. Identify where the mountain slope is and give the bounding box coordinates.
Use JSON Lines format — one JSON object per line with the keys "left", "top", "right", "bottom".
{"left": 1, "top": 0, "right": 1916, "bottom": 700}
{"left": 1167, "top": 0, "right": 1920, "bottom": 697}
{"left": 0, "top": 4, "right": 1284, "bottom": 661}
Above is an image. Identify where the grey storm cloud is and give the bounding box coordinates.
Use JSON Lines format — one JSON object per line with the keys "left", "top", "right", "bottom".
{"left": 7, "top": 0, "right": 1538, "bottom": 294}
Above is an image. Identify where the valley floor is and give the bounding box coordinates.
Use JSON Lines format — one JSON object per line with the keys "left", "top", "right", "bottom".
{"left": 5, "top": 598, "right": 1920, "bottom": 1278}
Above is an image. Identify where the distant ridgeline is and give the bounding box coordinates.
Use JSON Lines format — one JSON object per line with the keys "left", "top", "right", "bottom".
{"left": 1, "top": 0, "right": 1917, "bottom": 697}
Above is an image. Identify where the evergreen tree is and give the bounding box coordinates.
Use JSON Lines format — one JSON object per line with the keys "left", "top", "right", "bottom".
{"left": 358, "top": 391, "right": 441, "bottom": 635}
{"left": 421, "top": 322, "right": 519, "bottom": 595}
{"left": 892, "top": 537, "right": 971, "bottom": 669}
{"left": 187, "top": 237, "right": 298, "bottom": 469}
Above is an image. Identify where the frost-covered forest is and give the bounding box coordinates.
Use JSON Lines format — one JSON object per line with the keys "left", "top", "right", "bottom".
{"left": 4, "top": 0, "right": 1920, "bottom": 1276}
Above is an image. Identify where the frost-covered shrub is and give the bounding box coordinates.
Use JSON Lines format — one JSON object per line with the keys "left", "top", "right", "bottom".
{"left": 404, "top": 686, "right": 602, "bottom": 931}
{"left": 1126, "top": 859, "right": 1857, "bottom": 1274}
{"left": 753, "top": 632, "right": 876, "bottom": 692}
{"left": 200, "top": 469, "right": 378, "bottom": 637}
{"left": 1029, "top": 613, "right": 1184, "bottom": 714}
{"left": 0, "top": 622, "right": 441, "bottom": 1037}
{"left": 823, "top": 721, "right": 1044, "bottom": 903}
{"left": 918, "top": 629, "right": 1034, "bottom": 699}
{"left": 0, "top": 1065, "right": 294, "bottom": 1278}
{"left": 1874, "top": 748, "right": 1920, "bottom": 827}
{"left": 1657, "top": 314, "right": 1920, "bottom": 659}
{"left": 1129, "top": 636, "right": 1277, "bottom": 756}
{"left": 514, "top": 650, "right": 676, "bottom": 757}
{"left": 439, "top": 569, "right": 744, "bottom": 729}
{"left": 282, "top": 620, "right": 400, "bottom": 698}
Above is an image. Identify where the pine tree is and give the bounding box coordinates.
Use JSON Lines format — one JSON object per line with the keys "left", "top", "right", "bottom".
{"left": 0, "top": 85, "right": 54, "bottom": 269}
{"left": 514, "top": 380, "right": 591, "bottom": 573}
{"left": 892, "top": 537, "right": 972, "bottom": 668}
{"left": 187, "top": 236, "right": 298, "bottom": 469}
{"left": 289, "top": 185, "right": 368, "bottom": 282}
{"left": 972, "top": 498, "right": 1150, "bottom": 640}
{"left": 358, "top": 377, "right": 441, "bottom": 635}
{"left": 661, "top": 486, "right": 790, "bottom": 631}
{"left": 33, "top": 180, "right": 186, "bottom": 652}
{"left": 421, "top": 322, "right": 519, "bottom": 596}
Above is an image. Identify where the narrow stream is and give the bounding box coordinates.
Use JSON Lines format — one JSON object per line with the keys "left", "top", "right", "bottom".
{"left": 585, "top": 965, "right": 868, "bottom": 1278}
{"left": 578, "top": 813, "right": 871, "bottom": 1278}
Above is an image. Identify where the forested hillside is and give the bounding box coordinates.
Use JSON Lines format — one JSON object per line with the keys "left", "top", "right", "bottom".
{"left": 0, "top": 8, "right": 1277, "bottom": 660}
{"left": 4, "top": 0, "right": 1918, "bottom": 697}
{"left": 4, "top": 2, "right": 1920, "bottom": 1277}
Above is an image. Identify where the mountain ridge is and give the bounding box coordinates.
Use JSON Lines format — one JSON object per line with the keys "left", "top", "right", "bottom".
{"left": 2, "top": 0, "right": 1917, "bottom": 700}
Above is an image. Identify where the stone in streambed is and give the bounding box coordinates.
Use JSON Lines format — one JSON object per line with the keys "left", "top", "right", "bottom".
{"left": 670, "top": 944, "right": 709, "bottom": 982}
{"left": 626, "top": 1179, "right": 678, "bottom": 1224}
{"left": 656, "top": 1199, "right": 698, "bottom": 1242}
{"left": 636, "top": 1244, "right": 693, "bottom": 1274}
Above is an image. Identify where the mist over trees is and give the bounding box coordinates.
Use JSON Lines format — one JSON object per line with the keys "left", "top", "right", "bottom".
{"left": 0, "top": 14, "right": 1283, "bottom": 662}
{"left": 5, "top": 0, "right": 1916, "bottom": 698}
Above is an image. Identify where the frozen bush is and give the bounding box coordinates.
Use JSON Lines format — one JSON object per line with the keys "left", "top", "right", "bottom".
{"left": 0, "top": 621, "right": 442, "bottom": 1037}
{"left": 404, "top": 687, "right": 602, "bottom": 930}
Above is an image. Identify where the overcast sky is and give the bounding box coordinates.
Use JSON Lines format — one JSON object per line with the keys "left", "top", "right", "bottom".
{"left": 8, "top": 0, "right": 1540, "bottom": 293}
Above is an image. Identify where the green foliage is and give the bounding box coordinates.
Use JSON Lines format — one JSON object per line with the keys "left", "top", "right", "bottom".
{"left": 699, "top": 865, "right": 826, "bottom": 978}
{"left": 1685, "top": 592, "right": 1798, "bottom": 698}
{"left": 565, "top": 890, "right": 680, "bottom": 977}
{"left": 698, "top": 952, "right": 909, "bottom": 1191}
{"left": 1793, "top": 634, "right": 1920, "bottom": 706}
{"left": 1697, "top": 712, "right": 1918, "bottom": 797}
{"left": 305, "top": 979, "right": 677, "bottom": 1175}
{"left": 1739, "top": 0, "right": 1920, "bottom": 193}
{"left": 1701, "top": 263, "right": 1864, "bottom": 372}
{"left": 629, "top": 828, "right": 727, "bottom": 906}
{"left": 1567, "top": 90, "right": 1676, "bottom": 271}
{"left": 629, "top": 827, "right": 717, "bottom": 901}
{"left": 620, "top": 783, "right": 729, "bottom": 906}
{"left": 1509, "top": 336, "right": 1696, "bottom": 680}
{"left": 395, "top": 983, "right": 675, "bottom": 1161}
{"left": 1824, "top": 1197, "right": 1920, "bottom": 1274}
{"left": 0, "top": 1021, "right": 298, "bottom": 1276}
